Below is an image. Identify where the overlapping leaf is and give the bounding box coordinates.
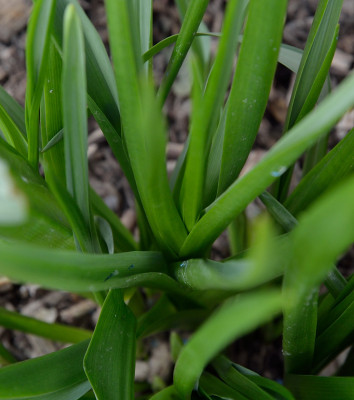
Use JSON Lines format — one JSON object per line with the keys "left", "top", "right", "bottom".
{"left": 84, "top": 290, "right": 136, "bottom": 400}
{"left": 0, "top": 340, "right": 90, "bottom": 399}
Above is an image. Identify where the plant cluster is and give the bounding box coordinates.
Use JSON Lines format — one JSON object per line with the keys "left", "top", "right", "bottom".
{"left": 0, "top": 0, "right": 353, "bottom": 399}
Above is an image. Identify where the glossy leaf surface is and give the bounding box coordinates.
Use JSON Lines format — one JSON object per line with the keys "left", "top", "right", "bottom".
{"left": 84, "top": 290, "right": 136, "bottom": 400}
{"left": 174, "top": 290, "right": 282, "bottom": 399}
{"left": 0, "top": 340, "right": 90, "bottom": 399}
{"left": 180, "top": 72, "right": 354, "bottom": 257}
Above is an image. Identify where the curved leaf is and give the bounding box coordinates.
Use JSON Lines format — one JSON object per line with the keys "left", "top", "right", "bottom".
{"left": 173, "top": 290, "right": 282, "bottom": 399}
{"left": 0, "top": 340, "right": 90, "bottom": 399}
{"left": 0, "top": 307, "right": 91, "bottom": 344}
{"left": 283, "top": 176, "right": 354, "bottom": 373}
{"left": 0, "top": 242, "right": 170, "bottom": 292}
{"left": 179, "top": 72, "right": 354, "bottom": 258}
{"left": 84, "top": 290, "right": 136, "bottom": 400}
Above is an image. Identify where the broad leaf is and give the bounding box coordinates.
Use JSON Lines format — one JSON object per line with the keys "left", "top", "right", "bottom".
{"left": 0, "top": 340, "right": 90, "bottom": 399}
{"left": 84, "top": 290, "right": 136, "bottom": 400}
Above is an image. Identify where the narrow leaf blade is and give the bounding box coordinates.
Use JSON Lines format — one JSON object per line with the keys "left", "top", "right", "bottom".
{"left": 180, "top": 72, "right": 354, "bottom": 258}
{"left": 173, "top": 290, "right": 282, "bottom": 399}
{"left": 218, "top": 0, "right": 287, "bottom": 193}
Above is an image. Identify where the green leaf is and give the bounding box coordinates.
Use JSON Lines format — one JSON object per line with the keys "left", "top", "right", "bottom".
{"left": 179, "top": 0, "right": 248, "bottom": 230}
{"left": 105, "top": 0, "right": 188, "bottom": 257}
{"left": 0, "top": 241, "right": 170, "bottom": 293}
{"left": 286, "top": 0, "right": 343, "bottom": 130}
{"left": 285, "top": 375, "right": 354, "bottom": 400}
{"left": 213, "top": 357, "right": 295, "bottom": 400}
{"left": 62, "top": 5, "right": 92, "bottom": 236}
{"left": 149, "top": 386, "right": 179, "bottom": 400}
{"left": 131, "top": 0, "right": 153, "bottom": 75}
{"left": 0, "top": 85, "right": 26, "bottom": 137}
{"left": 259, "top": 190, "right": 346, "bottom": 297}
{"left": 0, "top": 307, "right": 91, "bottom": 344}
{"left": 211, "top": 357, "right": 274, "bottom": 400}
{"left": 157, "top": 0, "right": 210, "bottom": 105}
{"left": 173, "top": 289, "right": 282, "bottom": 399}
{"left": 284, "top": 128, "right": 354, "bottom": 215}
{"left": 53, "top": 1, "right": 139, "bottom": 199}
{"left": 179, "top": 72, "right": 354, "bottom": 258}
{"left": 41, "top": 41, "right": 66, "bottom": 186}
{"left": 0, "top": 340, "right": 90, "bottom": 399}
{"left": 25, "top": 0, "right": 57, "bottom": 169}
{"left": 0, "top": 139, "right": 74, "bottom": 248}
{"left": 259, "top": 191, "right": 297, "bottom": 232}
{"left": 95, "top": 216, "right": 114, "bottom": 254}
{"left": 201, "top": 43, "right": 304, "bottom": 208}
{"left": 0, "top": 342, "right": 16, "bottom": 366}
{"left": 104, "top": 1, "right": 187, "bottom": 255}
{"left": 0, "top": 105, "right": 27, "bottom": 158}
{"left": 137, "top": 295, "right": 208, "bottom": 338}
{"left": 282, "top": 176, "right": 354, "bottom": 374}
{"left": 172, "top": 253, "right": 282, "bottom": 292}
{"left": 84, "top": 290, "right": 136, "bottom": 400}
{"left": 41, "top": 129, "right": 63, "bottom": 153}
{"left": 134, "top": 83, "right": 188, "bottom": 256}
{"left": 90, "top": 188, "right": 138, "bottom": 252}
{"left": 136, "top": 295, "right": 177, "bottom": 337}
{"left": 277, "top": 0, "right": 343, "bottom": 200}
{"left": 312, "top": 287, "right": 354, "bottom": 373}
{"left": 45, "top": 173, "right": 96, "bottom": 253}
{"left": 217, "top": 0, "right": 287, "bottom": 194}
{"left": 199, "top": 372, "right": 248, "bottom": 400}
{"left": 175, "top": 0, "right": 212, "bottom": 83}
{"left": 54, "top": 0, "right": 119, "bottom": 136}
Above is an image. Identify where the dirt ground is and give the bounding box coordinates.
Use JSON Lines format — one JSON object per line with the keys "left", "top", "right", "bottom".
{"left": 0, "top": 0, "right": 353, "bottom": 384}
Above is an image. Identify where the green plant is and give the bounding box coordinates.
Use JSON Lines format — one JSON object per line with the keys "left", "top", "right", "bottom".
{"left": 0, "top": 0, "right": 353, "bottom": 398}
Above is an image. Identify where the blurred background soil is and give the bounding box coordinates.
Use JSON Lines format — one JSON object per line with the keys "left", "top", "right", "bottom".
{"left": 0, "top": 0, "right": 353, "bottom": 384}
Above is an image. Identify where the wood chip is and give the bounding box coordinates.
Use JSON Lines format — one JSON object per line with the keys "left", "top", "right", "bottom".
{"left": 60, "top": 300, "right": 97, "bottom": 323}
{"left": 331, "top": 49, "right": 354, "bottom": 76}
{"left": 121, "top": 208, "right": 136, "bottom": 231}
{"left": 0, "top": 0, "right": 31, "bottom": 42}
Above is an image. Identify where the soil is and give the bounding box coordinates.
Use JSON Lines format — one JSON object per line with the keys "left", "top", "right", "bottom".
{"left": 0, "top": 0, "right": 353, "bottom": 387}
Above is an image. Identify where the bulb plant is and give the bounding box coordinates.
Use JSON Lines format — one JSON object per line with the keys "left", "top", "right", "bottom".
{"left": 0, "top": 0, "right": 353, "bottom": 399}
